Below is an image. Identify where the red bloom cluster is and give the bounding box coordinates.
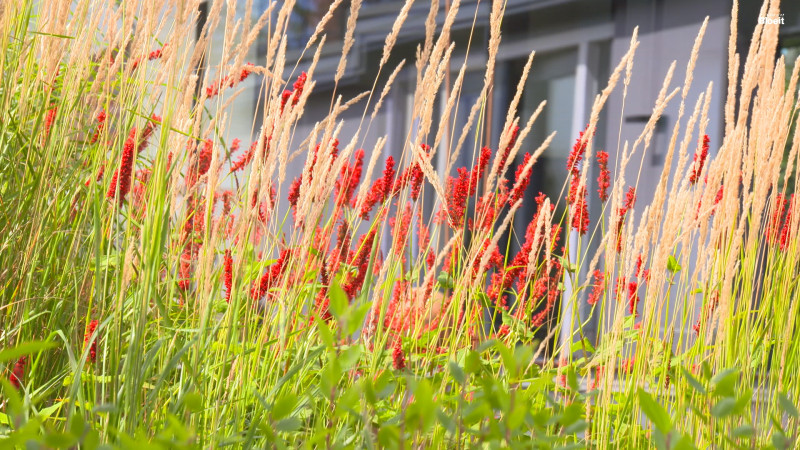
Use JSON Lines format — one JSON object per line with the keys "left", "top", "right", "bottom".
{"left": 288, "top": 175, "right": 303, "bottom": 214}
{"left": 106, "top": 115, "right": 161, "bottom": 204}
{"left": 43, "top": 106, "right": 57, "bottom": 140}
{"left": 90, "top": 109, "right": 106, "bottom": 144}
{"left": 570, "top": 185, "right": 589, "bottom": 235}
{"left": 335, "top": 149, "right": 365, "bottom": 207}
{"left": 487, "top": 194, "right": 552, "bottom": 300}
{"left": 391, "top": 338, "right": 405, "bottom": 370}
{"left": 391, "top": 144, "right": 428, "bottom": 201}
{"left": 767, "top": 193, "right": 789, "bottom": 245}
{"left": 360, "top": 156, "right": 395, "bottom": 220}
{"left": 229, "top": 138, "right": 241, "bottom": 155}
{"left": 230, "top": 137, "right": 261, "bottom": 173}
{"left": 689, "top": 135, "right": 710, "bottom": 184}
{"left": 84, "top": 319, "right": 99, "bottom": 363}
{"left": 280, "top": 72, "right": 308, "bottom": 112}
{"left": 343, "top": 228, "right": 378, "bottom": 299}
{"left": 224, "top": 250, "right": 233, "bottom": 301}
{"left": 440, "top": 146, "right": 492, "bottom": 226}
{"left": 766, "top": 193, "right": 797, "bottom": 251}
{"left": 567, "top": 127, "right": 590, "bottom": 177}
{"left": 566, "top": 128, "right": 594, "bottom": 234}
{"left": 620, "top": 357, "right": 635, "bottom": 374}
{"left": 508, "top": 152, "right": 532, "bottom": 206}
{"left": 131, "top": 43, "right": 168, "bottom": 70}
{"left": 530, "top": 274, "right": 562, "bottom": 327}
{"left": 9, "top": 356, "right": 27, "bottom": 389}
{"left": 187, "top": 139, "right": 214, "bottom": 187}
{"left": 780, "top": 194, "right": 796, "bottom": 251}
{"left": 106, "top": 127, "right": 138, "bottom": 203}
{"left": 587, "top": 270, "right": 604, "bottom": 305}
{"left": 251, "top": 249, "right": 291, "bottom": 301}
{"left": 596, "top": 150, "right": 610, "bottom": 202}
{"left": 206, "top": 63, "right": 256, "bottom": 98}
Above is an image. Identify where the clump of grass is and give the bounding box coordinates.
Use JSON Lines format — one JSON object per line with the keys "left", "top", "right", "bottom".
{"left": 1, "top": 0, "right": 800, "bottom": 447}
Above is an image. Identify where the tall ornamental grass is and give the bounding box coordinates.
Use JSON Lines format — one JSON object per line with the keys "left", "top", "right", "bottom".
{"left": 1, "top": 0, "right": 800, "bottom": 447}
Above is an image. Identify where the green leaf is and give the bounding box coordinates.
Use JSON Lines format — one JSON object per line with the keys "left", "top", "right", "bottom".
{"left": 778, "top": 392, "right": 799, "bottom": 419}
{"left": 182, "top": 392, "right": 203, "bottom": 412}
{"left": 338, "top": 345, "right": 362, "bottom": 372}
{"left": 637, "top": 388, "right": 672, "bottom": 433}
{"left": 44, "top": 432, "right": 77, "bottom": 448}
{"left": 272, "top": 393, "right": 298, "bottom": 421}
{"left": 772, "top": 431, "right": 791, "bottom": 449}
{"left": 275, "top": 417, "right": 302, "bottom": 432}
{"left": 0, "top": 340, "right": 55, "bottom": 363}
{"left": 732, "top": 424, "right": 755, "bottom": 438}
{"left": 328, "top": 279, "right": 348, "bottom": 319}
{"left": 494, "top": 341, "right": 516, "bottom": 376}
{"left": 570, "top": 338, "right": 596, "bottom": 354}
{"left": 437, "top": 272, "right": 454, "bottom": 290}
{"left": 449, "top": 361, "right": 466, "bottom": 385}
{"left": 710, "top": 368, "right": 738, "bottom": 397}
{"left": 711, "top": 397, "right": 736, "bottom": 418}
{"left": 667, "top": 255, "right": 682, "bottom": 273}
{"left": 681, "top": 368, "right": 706, "bottom": 394}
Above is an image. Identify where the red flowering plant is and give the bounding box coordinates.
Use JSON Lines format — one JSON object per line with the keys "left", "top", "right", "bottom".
{"left": 5, "top": 0, "right": 800, "bottom": 447}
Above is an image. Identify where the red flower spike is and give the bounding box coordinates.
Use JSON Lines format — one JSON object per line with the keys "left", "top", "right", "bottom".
{"left": 251, "top": 249, "right": 291, "bottom": 301}
{"left": 571, "top": 185, "right": 589, "bottom": 235}
{"left": 360, "top": 157, "right": 395, "bottom": 220}
{"left": 768, "top": 194, "right": 788, "bottom": 245}
{"left": 9, "top": 356, "right": 27, "bottom": 390}
{"left": 84, "top": 319, "right": 99, "bottom": 363}
{"left": 780, "top": 194, "right": 796, "bottom": 252}
{"left": 224, "top": 250, "right": 233, "bottom": 301}
{"left": 689, "top": 135, "right": 710, "bottom": 184}
{"left": 596, "top": 150, "right": 610, "bottom": 202}
{"left": 44, "top": 107, "right": 57, "bottom": 140}
{"left": 106, "top": 127, "right": 138, "bottom": 203}
{"left": 292, "top": 72, "right": 307, "bottom": 106}
{"left": 335, "top": 149, "right": 365, "bottom": 207}
{"left": 567, "top": 127, "right": 591, "bottom": 176}
{"left": 392, "top": 339, "right": 406, "bottom": 370}
{"left": 509, "top": 152, "right": 532, "bottom": 206}
{"left": 588, "top": 270, "right": 604, "bottom": 306}
{"left": 230, "top": 138, "right": 241, "bottom": 155}
{"left": 288, "top": 176, "right": 302, "bottom": 208}
{"left": 343, "top": 228, "right": 378, "bottom": 299}
{"left": 206, "top": 63, "right": 256, "bottom": 99}
{"left": 90, "top": 109, "right": 107, "bottom": 144}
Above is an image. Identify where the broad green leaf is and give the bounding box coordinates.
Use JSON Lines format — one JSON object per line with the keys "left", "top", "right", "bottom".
{"left": 272, "top": 393, "right": 298, "bottom": 421}
{"left": 681, "top": 368, "right": 706, "bottom": 394}
{"left": 449, "top": 361, "right": 466, "bottom": 385}
{"left": 0, "top": 340, "right": 55, "bottom": 363}
{"left": 275, "top": 417, "right": 302, "bottom": 432}
{"left": 638, "top": 388, "right": 671, "bottom": 433}
{"left": 732, "top": 424, "right": 755, "bottom": 438}
{"left": 710, "top": 368, "right": 738, "bottom": 397}
{"left": 778, "top": 392, "right": 799, "bottom": 419}
{"left": 328, "top": 279, "right": 348, "bottom": 319}
{"left": 182, "top": 392, "right": 203, "bottom": 412}
{"left": 711, "top": 397, "right": 736, "bottom": 418}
